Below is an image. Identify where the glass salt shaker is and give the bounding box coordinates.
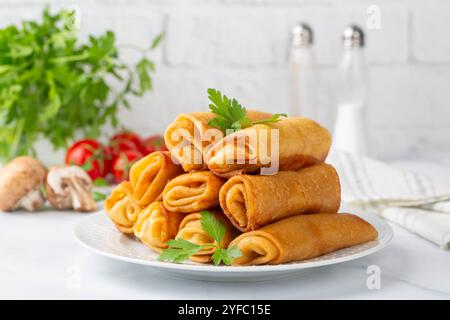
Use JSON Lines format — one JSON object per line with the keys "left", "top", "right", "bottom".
{"left": 333, "top": 25, "right": 370, "bottom": 156}
{"left": 288, "top": 23, "right": 318, "bottom": 120}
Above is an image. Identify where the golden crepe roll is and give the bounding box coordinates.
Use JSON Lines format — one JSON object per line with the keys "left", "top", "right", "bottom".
{"left": 163, "top": 171, "right": 225, "bottom": 213}
{"left": 104, "top": 181, "right": 141, "bottom": 234}
{"left": 206, "top": 117, "right": 331, "bottom": 177}
{"left": 164, "top": 111, "right": 272, "bottom": 172}
{"left": 133, "top": 201, "right": 186, "bottom": 252}
{"left": 176, "top": 211, "right": 240, "bottom": 263}
{"left": 219, "top": 163, "right": 341, "bottom": 232}
{"left": 164, "top": 112, "right": 218, "bottom": 172}
{"left": 229, "top": 213, "right": 378, "bottom": 266}
{"left": 129, "top": 151, "right": 184, "bottom": 207}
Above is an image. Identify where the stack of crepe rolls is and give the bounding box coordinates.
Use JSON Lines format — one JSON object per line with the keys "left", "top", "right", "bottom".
{"left": 104, "top": 112, "right": 378, "bottom": 266}
{"left": 105, "top": 151, "right": 233, "bottom": 260}
{"left": 105, "top": 151, "right": 183, "bottom": 234}
{"left": 164, "top": 111, "right": 272, "bottom": 172}
{"left": 205, "top": 117, "right": 331, "bottom": 177}
{"left": 175, "top": 210, "right": 239, "bottom": 263}
{"left": 133, "top": 201, "right": 185, "bottom": 252}
{"left": 219, "top": 163, "right": 341, "bottom": 232}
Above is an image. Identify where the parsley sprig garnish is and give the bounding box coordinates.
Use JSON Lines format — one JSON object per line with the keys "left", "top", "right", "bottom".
{"left": 0, "top": 7, "right": 161, "bottom": 161}
{"left": 158, "top": 211, "right": 242, "bottom": 266}
{"left": 207, "top": 88, "right": 286, "bottom": 133}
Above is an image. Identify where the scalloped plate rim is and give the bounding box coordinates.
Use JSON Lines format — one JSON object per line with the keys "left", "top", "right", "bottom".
{"left": 74, "top": 210, "right": 393, "bottom": 274}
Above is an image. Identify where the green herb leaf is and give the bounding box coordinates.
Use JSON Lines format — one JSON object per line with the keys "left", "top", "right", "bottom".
{"left": 252, "top": 113, "right": 287, "bottom": 125}
{"left": 92, "top": 178, "right": 109, "bottom": 187}
{"left": 207, "top": 88, "right": 248, "bottom": 133}
{"left": 0, "top": 7, "right": 161, "bottom": 161}
{"left": 158, "top": 239, "right": 204, "bottom": 263}
{"left": 81, "top": 159, "right": 93, "bottom": 172}
{"left": 150, "top": 33, "right": 164, "bottom": 50}
{"left": 158, "top": 211, "right": 242, "bottom": 266}
{"left": 211, "top": 249, "right": 227, "bottom": 266}
{"left": 200, "top": 210, "right": 226, "bottom": 245}
{"left": 39, "top": 185, "right": 47, "bottom": 198}
{"left": 135, "top": 58, "right": 154, "bottom": 94}
{"left": 211, "top": 246, "right": 242, "bottom": 266}
{"left": 225, "top": 245, "right": 242, "bottom": 262}
{"left": 207, "top": 88, "right": 287, "bottom": 134}
{"left": 167, "top": 238, "right": 202, "bottom": 250}
{"left": 92, "top": 191, "right": 107, "bottom": 202}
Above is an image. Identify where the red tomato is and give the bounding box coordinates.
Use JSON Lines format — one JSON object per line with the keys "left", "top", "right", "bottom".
{"left": 111, "top": 131, "right": 142, "bottom": 150}
{"left": 141, "top": 135, "right": 167, "bottom": 155}
{"left": 108, "top": 138, "right": 140, "bottom": 163}
{"left": 112, "top": 149, "right": 143, "bottom": 183}
{"left": 65, "top": 139, "right": 111, "bottom": 180}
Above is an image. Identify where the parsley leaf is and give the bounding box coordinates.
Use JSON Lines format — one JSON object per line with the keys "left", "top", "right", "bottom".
{"left": 212, "top": 246, "right": 242, "bottom": 266}
{"left": 252, "top": 113, "right": 287, "bottom": 125}
{"left": 207, "top": 88, "right": 287, "bottom": 134}
{"left": 158, "top": 239, "right": 204, "bottom": 263}
{"left": 158, "top": 211, "right": 241, "bottom": 266}
{"left": 150, "top": 33, "right": 164, "bottom": 50}
{"left": 92, "top": 191, "right": 107, "bottom": 202}
{"left": 92, "top": 178, "right": 109, "bottom": 187}
{"left": 200, "top": 210, "right": 226, "bottom": 244}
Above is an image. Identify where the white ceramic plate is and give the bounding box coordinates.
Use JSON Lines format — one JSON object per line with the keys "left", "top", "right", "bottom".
{"left": 74, "top": 211, "right": 393, "bottom": 282}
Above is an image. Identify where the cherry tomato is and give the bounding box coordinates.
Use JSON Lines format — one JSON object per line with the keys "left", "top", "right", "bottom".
{"left": 65, "top": 139, "right": 111, "bottom": 180}
{"left": 112, "top": 149, "right": 143, "bottom": 183}
{"left": 140, "top": 135, "right": 167, "bottom": 155}
{"left": 110, "top": 131, "right": 142, "bottom": 150}
{"left": 108, "top": 138, "right": 140, "bottom": 163}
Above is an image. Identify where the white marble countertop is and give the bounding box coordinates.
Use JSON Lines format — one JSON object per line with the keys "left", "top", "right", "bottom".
{"left": 1, "top": 158, "right": 449, "bottom": 300}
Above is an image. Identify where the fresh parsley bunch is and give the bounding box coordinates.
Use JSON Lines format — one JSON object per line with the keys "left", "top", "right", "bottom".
{"left": 0, "top": 7, "right": 162, "bottom": 161}
{"left": 207, "top": 88, "right": 286, "bottom": 133}
{"left": 159, "top": 211, "right": 242, "bottom": 266}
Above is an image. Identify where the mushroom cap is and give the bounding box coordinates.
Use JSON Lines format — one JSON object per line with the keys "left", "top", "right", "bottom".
{"left": 0, "top": 156, "right": 47, "bottom": 211}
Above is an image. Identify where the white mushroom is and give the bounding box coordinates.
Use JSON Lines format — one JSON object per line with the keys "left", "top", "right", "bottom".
{"left": 0, "top": 156, "right": 47, "bottom": 212}
{"left": 45, "top": 165, "right": 97, "bottom": 212}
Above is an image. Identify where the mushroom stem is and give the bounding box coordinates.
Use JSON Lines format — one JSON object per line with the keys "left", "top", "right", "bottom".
{"left": 68, "top": 179, "right": 97, "bottom": 212}
{"left": 15, "top": 188, "right": 45, "bottom": 211}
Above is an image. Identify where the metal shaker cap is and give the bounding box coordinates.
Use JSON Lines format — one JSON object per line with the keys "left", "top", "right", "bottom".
{"left": 291, "top": 23, "right": 313, "bottom": 47}
{"left": 343, "top": 25, "right": 365, "bottom": 48}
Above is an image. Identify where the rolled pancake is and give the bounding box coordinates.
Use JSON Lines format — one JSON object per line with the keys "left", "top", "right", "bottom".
{"left": 133, "top": 201, "right": 186, "bottom": 252}
{"left": 176, "top": 211, "right": 240, "bottom": 263}
{"left": 229, "top": 213, "right": 378, "bottom": 265}
{"left": 164, "top": 111, "right": 271, "bottom": 172}
{"left": 206, "top": 117, "right": 331, "bottom": 177}
{"left": 163, "top": 171, "right": 225, "bottom": 213}
{"left": 219, "top": 163, "right": 341, "bottom": 232}
{"left": 129, "top": 151, "right": 184, "bottom": 207}
{"left": 104, "top": 181, "right": 141, "bottom": 234}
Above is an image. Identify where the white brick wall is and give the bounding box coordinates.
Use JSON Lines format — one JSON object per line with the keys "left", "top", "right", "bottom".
{"left": 1, "top": 0, "right": 449, "bottom": 162}
{"left": 412, "top": 4, "right": 450, "bottom": 63}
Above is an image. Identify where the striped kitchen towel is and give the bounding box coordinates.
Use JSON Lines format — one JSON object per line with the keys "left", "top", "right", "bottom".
{"left": 328, "top": 150, "right": 450, "bottom": 249}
